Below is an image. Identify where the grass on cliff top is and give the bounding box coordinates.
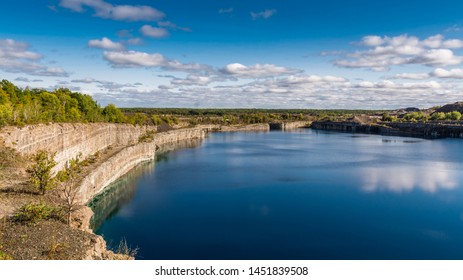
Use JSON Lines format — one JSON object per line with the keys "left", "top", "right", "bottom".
{"left": 0, "top": 219, "right": 96, "bottom": 260}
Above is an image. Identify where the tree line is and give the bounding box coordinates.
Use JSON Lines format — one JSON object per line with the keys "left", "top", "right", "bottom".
{"left": 0, "top": 79, "right": 128, "bottom": 127}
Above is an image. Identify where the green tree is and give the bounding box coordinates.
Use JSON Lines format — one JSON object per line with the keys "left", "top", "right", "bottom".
{"left": 446, "top": 111, "right": 462, "bottom": 121}
{"left": 0, "top": 103, "right": 13, "bottom": 127}
{"left": 26, "top": 150, "right": 57, "bottom": 195}
{"left": 151, "top": 115, "right": 162, "bottom": 126}
{"left": 430, "top": 112, "right": 446, "bottom": 121}
{"left": 103, "top": 104, "right": 125, "bottom": 123}
{"left": 382, "top": 113, "right": 393, "bottom": 122}
{"left": 0, "top": 88, "right": 9, "bottom": 105}
{"left": 128, "top": 113, "right": 148, "bottom": 125}
{"left": 57, "top": 156, "right": 82, "bottom": 225}
{"left": 39, "top": 92, "right": 61, "bottom": 122}
{"left": 403, "top": 111, "right": 426, "bottom": 122}
{"left": 71, "top": 92, "right": 103, "bottom": 122}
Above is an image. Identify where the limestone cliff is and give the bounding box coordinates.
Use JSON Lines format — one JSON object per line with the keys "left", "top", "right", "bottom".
{"left": 77, "top": 127, "right": 207, "bottom": 203}
{"left": 0, "top": 123, "right": 152, "bottom": 171}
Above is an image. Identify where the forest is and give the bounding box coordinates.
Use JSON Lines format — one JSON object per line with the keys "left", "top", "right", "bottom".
{"left": 0, "top": 79, "right": 127, "bottom": 127}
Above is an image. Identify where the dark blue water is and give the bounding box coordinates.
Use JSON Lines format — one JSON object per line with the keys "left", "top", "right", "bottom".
{"left": 92, "top": 129, "right": 463, "bottom": 259}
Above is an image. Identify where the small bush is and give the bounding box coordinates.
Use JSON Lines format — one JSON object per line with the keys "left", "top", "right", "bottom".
{"left": 0, "top": 251, "right": 13, "bottom": 260}
{"left": 151, "top": 115, "right": 162, "bottom": 126}
{"left": 446, "top": 111, "right": 461, "bottom": 121}
{"left": 116, "top": 238, "right": 138, "bottom": 259}
{"left": 46, "top": 236, "right": 67, "bottom": 259}
{"left": 381, "top": 113, "right": 393, "bottom": 122}
{"left": 26, "top": 150, "right": 57, "bottom": 195}
{"left": 0, "top": 244, "right": 13, "bottom": 260}
{"left": 430, "top": 112, "right": 446, "bottom": 121}
{"left": 13, "top": 203, "right": 63, "bottom": 223}
{"left": 138, "top": 130, "right": 156, "bottom": 143}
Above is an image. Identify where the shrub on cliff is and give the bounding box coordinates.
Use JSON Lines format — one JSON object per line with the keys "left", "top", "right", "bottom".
{"left": 56, "top": 156, "right": 82, "bottom": 225}
{"left": 13, "top": 203, "right": 63, "bottom": 224}
{"left": 26, "top": 150, "right": 57, "bottom": 195}
{"left": 381, "top": 113, "right": 393, "bottom": 122}
{"left": 446, "top": 111, "right": 462, "bottom": 121}
{"left": 151, "top": 115, "right": 163, "bottom": 126}
{"left": 430, "top": 112, "right": 446, "bottom": 121}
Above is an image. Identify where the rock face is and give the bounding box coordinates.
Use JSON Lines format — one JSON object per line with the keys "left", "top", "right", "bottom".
{"left": 312, "top": 121, "right": 463, "bottom": 138}
{"left": 77, "top": 142, "right": 156, "bottom": 203}
{"left": 269, "top": 121, "right": 310, "bottom": 130}
{"left": 77, "top": 127, "right": 207, "bottom": 203}
{"left": 0, "top": 123, "right": 152, "bottom": 171}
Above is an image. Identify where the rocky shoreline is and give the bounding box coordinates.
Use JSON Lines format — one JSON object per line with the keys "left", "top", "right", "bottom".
{"left": 311, "top": 121, "right": 463, "bottom": 139}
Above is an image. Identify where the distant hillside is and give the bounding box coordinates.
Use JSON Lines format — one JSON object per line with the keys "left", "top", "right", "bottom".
{"left": 435, "top": 102, "right": 463, "bottom": 114}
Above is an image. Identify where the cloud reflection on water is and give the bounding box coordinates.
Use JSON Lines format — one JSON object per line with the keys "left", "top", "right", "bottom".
{"left": 360, "top": 162, "right": 458, "bottom": 193}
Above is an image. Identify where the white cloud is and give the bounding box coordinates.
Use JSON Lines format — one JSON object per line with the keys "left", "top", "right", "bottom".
{"left": 354, "top": 80, "right": 441, "bottom": 90}
{"left": 15, "top": 77, "right": 43, "bottom": 83}
{"left": 219, "top": 8, "right": 234, "bottom": 14}
{"left": 89, "top": 71, "right": 463, "bottom": 109}
{"left": 442, "top": 39, "right": 463, "bottom": 49}
{"left": 140, "top": 25, "right": 169, "bottom": 38}
{"left": 158, "top": 21, "right": 191, "bottom": 32}
{"left": 361, "top": 35, "right": 384, "bottom": 46}
{"left": 88, "top": 37, "right": 125, "bottom": 50}
{"left": 283, "top": 75, "right": 348, "bottom": 84}
{"left": 39, "top": 67, "right": 69, "bottom": 77}
{"left": 59, "top": 0, "right": 165, "bottom": 21}
{"left": 104, "top": 51, "right": 166, "bottom": 67}
{"left": 333, "top": 34, "right": 463, "bottom": 71}
{"left": 392, "top": 67, "right": 463, "bottom": 80}
{"left": 221, "top": 63, "right": 301, "bottom": 78}
{"left": 0, "top": 38, "right": 69, "bottom": 77}
{"left": 71, "top": 77, "right": 139, "bottom": 90}
{"left": 171, "top": 75, "right": 211, "bottom": 86}
{"left": 103, "top": 50, "right": 212, "bottom": 73}
{"left": 432, "top": 68, "right": 463, "bottom": 79}
{"left": 393, "top": 73, "right": 431, "bottom": 80}
{"left": 250, "top": 9, "right": 277, "bottom": 20}
{"left": 126, "top": 38, "right": 143, "bottom": 45}
{"left": 409, "top": 49, "right": 463, "bottom": 66}
{"left": 71, "top": 77, "right": 96, "bottom": 84}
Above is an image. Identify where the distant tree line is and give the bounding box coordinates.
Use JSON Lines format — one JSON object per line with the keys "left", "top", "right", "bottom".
{"left": 122, "top": 107, "right": 383, "bottom": 125}
{"left": 382, "top": 111, "right": 462, "bottom": 122}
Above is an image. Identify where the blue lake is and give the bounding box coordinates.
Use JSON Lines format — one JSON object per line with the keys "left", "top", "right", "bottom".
{"left": 91, "top": 129, "right": 463, "bottom": 259}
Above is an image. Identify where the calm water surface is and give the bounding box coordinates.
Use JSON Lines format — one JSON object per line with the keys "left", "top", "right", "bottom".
{"left": 91, "top": 129, "right": 463, "bottom": 259}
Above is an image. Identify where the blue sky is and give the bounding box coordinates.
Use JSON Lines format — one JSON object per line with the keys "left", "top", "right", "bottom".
{"left": 1, "top": 0, "right": 463, "bottom": 109}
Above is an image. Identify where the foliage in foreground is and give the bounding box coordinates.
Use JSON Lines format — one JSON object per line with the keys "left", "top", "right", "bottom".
{"left": 26, "top": 150, "right": 57, "bottom": 195}
{"left": 13, "top": 203, "right": 63, "bottom": 224}
{"left": 56, "top": 156, "right": 83, "bottom": 225}
{"left": 0, "top": 244, "right": 13, "bottom": 260}
{"left": 116, "top": 238, "right": 138, "bottom": 259}
{"left": 0, "top": 251, "right": 13, "bottom": 260}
